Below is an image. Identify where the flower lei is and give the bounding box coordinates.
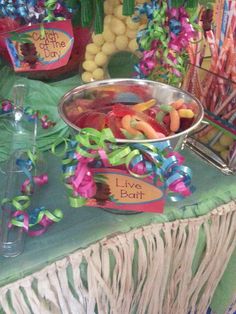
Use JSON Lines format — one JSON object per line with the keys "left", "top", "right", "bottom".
{"left": 134, "top": 1, "right": 197, "bottom": 86}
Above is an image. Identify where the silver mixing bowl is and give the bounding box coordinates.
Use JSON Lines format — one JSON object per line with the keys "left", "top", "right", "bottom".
{"left": 58, "top": 79, "right": 204, "bottom": 150}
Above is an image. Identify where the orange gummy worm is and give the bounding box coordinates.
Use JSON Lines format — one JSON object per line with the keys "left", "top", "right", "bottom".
{"left": 170, "top": 109, "right": 180, "bottom": 132}
{"left": 121, "top": 115, "right": 142, "bottom": 136}
{"left": 134, "top": 120, "right": 165, "bottom": 139}
{"left": 171, "top": 99, "right": 185, "bottom": 110}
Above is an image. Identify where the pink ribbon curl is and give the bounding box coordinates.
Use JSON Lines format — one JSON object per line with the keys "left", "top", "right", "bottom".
{"left": 71, "top": 154, "right": 97, "bottom": 198}
{"left": 168, "top": 7, "right": 196, "bottom": 53}
{"left": 9, "top": 211, "right": 29, "bottom": 232}
{"left": 140, "top": 41, "right": 158, "bottom": 76}
{"left": 169, "top": 179, "right": 192, "bottom": 197}
{"left": 28, "top": 215, "right": 54, "bottom": 237}
{"left": 167, "top": 151, "right": 191, "bottom": 197}
{"left": 9, "top": 210, "right": 59, "bottom": 237}
{"left": 21, "top": 174, "right": 48, "bottom": 194}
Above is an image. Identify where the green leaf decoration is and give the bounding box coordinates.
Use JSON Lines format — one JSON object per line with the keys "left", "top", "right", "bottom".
{"left": 9, "top": 32, "right": 32, "bottom": 44}
{"left": 94, "top": 0, "right": 104, "bottom": 34}
{"left": 45, "top": 0, "right": 57, "bottom": 10}
{"left": 199, "top": 0, "right": 215, "bottom": 9}
{"left": 123, "top": 0, "right": 135, "bottom": 16}
{"left": 80, "top": 0, "right": 94, "bottom": 27}
{"left": 171, "top": 0, "right": 185, "bottom": 7}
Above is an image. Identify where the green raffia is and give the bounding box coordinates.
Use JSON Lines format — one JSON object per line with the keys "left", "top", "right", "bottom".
{"left": 94, "top": 0, "right": 104, "bottom": 34}
{"left": 44, "top": 0, "right": 57, "bottom": 22}
{"left": 80, "top": 0, "right": 94, "bottom": 27}
{"left": 171, "top": 0, "right": 185, "bottom": 8}
{"left": 185, "top": 0, "right": 199, "bottom": 9}
{"left": 123, "top": 0, "right": 135, "bottom": 16}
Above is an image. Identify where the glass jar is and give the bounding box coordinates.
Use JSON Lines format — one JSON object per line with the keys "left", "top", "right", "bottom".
{"left": 81, "top": 0, "right": 147, "bottom": 83}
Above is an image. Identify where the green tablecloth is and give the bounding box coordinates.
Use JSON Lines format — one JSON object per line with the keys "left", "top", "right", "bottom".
{"left": 0, "top": 68, "right": 236, "bottom": 313}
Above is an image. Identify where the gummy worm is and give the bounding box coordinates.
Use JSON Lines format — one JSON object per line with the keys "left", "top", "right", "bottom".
{"left": 170, "top": 109, "right": 180, "bottom": 132}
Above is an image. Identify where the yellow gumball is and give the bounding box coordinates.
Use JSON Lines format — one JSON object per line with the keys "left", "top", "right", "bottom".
{"left": 93, "top": 68, "right": 105, "bottom": 80}
{"left": 82, "top": 60, "right": 97, "bottom": 72}
{"left": 92, "top": 33, "right": 105, "bottom": 46}
{"left": 115, "top": 35, "right": 128, "bottom": 50}
{"left": 102, "top": 42, "right": 117, "bottom": 55}
{"left": 126, "top": 17, "right": 140, "bottom": 30}
{"left": 219, "top": 134, "right": 234, "bottom": 147}
{"left": 81, "top": 71, "right": 93, "bottom": 83}
{"left": 114, "top": 5, "right": 126, "bottom": 20}
{"left": 85, "top": 52, "right": 94, "bottom": 61}
{"left": 211, "top": 142, "right": 225, "bottom": 152}
{"left": 128, "top": 38, "right": 138, "bottom": 52}
{"left": 109, "top": 0, "right": 120, "bottom": 6}
{"left": 104, "top": 15, "right": 113, "bottom": 24}
{"left": 103, "top": 27, "right": 115, "bottom": 42}
{"left": 95, "top": 52, "right": 108, "bottom": 66}
{"left": 198, "top": 135, "right": 209, "bottom": 144}
{"left": 206, "top": 128, "right": 218, "bottom": 141}
{"left": 104, "top": 1, "right": 113, "bottom": 14}
{"left": 220, "top": 150, "right": 229, "bottom": 160}
{"left": 86, "top": 43, "right": 100, "bottom": 54}
{"left": 111, "top": 17, "right": 126, "bottom": 35}
{"left": 126, "top": 28, "right": 137, "bottom": 39}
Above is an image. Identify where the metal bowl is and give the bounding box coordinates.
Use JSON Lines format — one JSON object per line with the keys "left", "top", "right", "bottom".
{"left": 58, "top": 79, "right": 204, "bottom": 150}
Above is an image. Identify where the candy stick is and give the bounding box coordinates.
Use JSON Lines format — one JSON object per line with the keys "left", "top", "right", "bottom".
{"left": 214, "top": 89, "right": 236, "bottom": 116}
{"left": 215, "top": 0, "right": 225, "bottom": 49}
{"left": 201, "top": 31, "right": 218, "bottom": 96}
{"left": 222, "top": 107, "right": 236, "bottom": 120}
{"left": 219, "top": 0, "right": 230, "bottom": 50}
{"left": 205, "top": 39, "right": 232, "bottom": 112}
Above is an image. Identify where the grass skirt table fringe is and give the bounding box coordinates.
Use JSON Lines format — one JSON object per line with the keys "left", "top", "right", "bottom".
{"left": 0, "top": 201, "right": 236, "bottom": 314}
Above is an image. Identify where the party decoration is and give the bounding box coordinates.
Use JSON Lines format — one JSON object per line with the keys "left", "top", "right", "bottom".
{"left": 1, "top": 150, "right": 63, "bottom": 237}
{"left": 134, "top": 1, "right": 197, "bottom": 86}
{"left": 1, "top": 99, "right": 56, "bottom": 129}
{"left": 60, "top": 127, "right": 194, "bottom": 213}
{"left": 4, "top": 20, "right": 74, "bottom": 72}
{"left": 0, "top": 0, "right": 46, "bottom": 23}
{"left": 3, "top": 196, "right": 63, "bottom": 237}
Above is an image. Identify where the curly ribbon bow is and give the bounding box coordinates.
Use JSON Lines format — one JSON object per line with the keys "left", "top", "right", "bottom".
{"left": 3, "top": 196, "right": 63, "bottom": 236}
{"left": 0, "top": 100, "right": 13, "bottom": 113}
{"left": 16, "top": 152, "right": 48, "bottom": 195}
{"left": 0, "top": 100, "right": 56, "bottom": 129}
{"left": 0, "top": 0, "right": 45, "bottom": 22}
{"left": 60, "top": 128, "right": 194, "bottom": 208}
